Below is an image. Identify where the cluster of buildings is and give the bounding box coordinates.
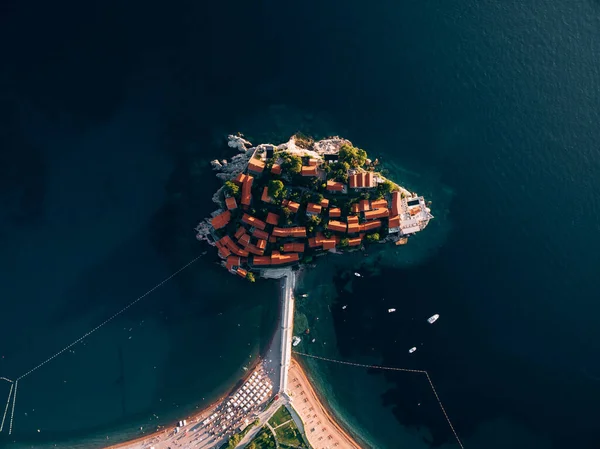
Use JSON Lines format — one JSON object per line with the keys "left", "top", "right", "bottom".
{"left": 205, "top": 145, "right": 432, "bottom": 278}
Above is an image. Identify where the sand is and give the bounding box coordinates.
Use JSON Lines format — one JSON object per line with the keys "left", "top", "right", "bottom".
{"left": 288, "top": 358, "right": 362, "bottom": 449}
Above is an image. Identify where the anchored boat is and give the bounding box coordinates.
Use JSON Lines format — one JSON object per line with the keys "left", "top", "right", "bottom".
{"left": 427, "top": 314, "right": 440, "bottom": 324}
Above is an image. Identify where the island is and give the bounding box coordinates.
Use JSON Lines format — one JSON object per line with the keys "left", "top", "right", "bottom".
{"left": 109, "top": 134, "right": 432, "bottom": 449}
{"left": 195, "top": 134, "right": 433, "bottom": 280}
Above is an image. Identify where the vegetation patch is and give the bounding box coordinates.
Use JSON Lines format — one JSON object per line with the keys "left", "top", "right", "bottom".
{"left": 247, "top": 426, "right": 277, "bottom": 449}
{"left": 268, "top": 405, "right": 293, "bottom": 428}
{"left": 274, "top": 420, "right": 309, "bottom": 448}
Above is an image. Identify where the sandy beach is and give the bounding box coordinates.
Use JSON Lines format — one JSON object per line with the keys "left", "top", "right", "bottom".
{"left": 288, "top": 358, "right": 362, "bottom": 449}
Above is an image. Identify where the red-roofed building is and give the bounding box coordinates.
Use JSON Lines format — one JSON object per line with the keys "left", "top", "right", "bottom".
{"left": 349, "top": 175, "right": 357, "bottom": 189}
{"left": 239, "top": 234, "right": 251, "bottom": 246}
{"left": 391, "top": 191, "right": 401, "bottom": 216}
{"left": 266, "top": 212, "right": 280, "bottom": 225}
{"left": 364, "top": 208, "right": 389, "bottom": 220}
{"left": 248, "top": 157, "right": 265, "bottom": 174}
{"left": 301, "top": 166, "right": 318, "bottom": 177}
{"left": 347, "top": 237, "right": 363, "bottom": 246}
{"left": 233, "top": 173, "right": 247, "bottom": 185}
{"left": 271, "top": 164, "right": 282, "bottom": 175}
{"left": 218, "top": 246, "right": 231, "bottom": 259}
{"left": 320, "top": 198, "right": 330, "bottom": 208}
{"left": 329, "top": 207, "right": 341, "bottom": 218}
{"left": 359, "top": 200, "right": 371, "bottom": 212}
{"left": 272, "top": 227, "right": 307, "bottom": 238}
{"left": 241, "top": 175, "right": 254, "bottom": 207}
{"left": 226, "top": 256, "right": 241, "bottom": 271}
{"left": 362, "top": 220, "right": 382, "bottom": 232}
{"left": 306, "top": 203, "right": 322, "bottom": 215}
{"left": 326, "top": 180, "right": 346, "bottom": 192}
{"left": 370, "top": 199, "right": 388, "bottom": 209}
{"left": 389, "top": 216, "right": 400, "bottom": 228}
{"left": 347, "top": 216, "right": 360, "bottom": 233}
{"left": 308, "top": 158, "right": 319, "bottom": 166}
{"left": 252, "top": 228, "right": 269, "bottom": 240}
{"left": 270, "top": 252, "right": 300, "bottom": 265}
{"left": 287, "top": 201, "right": 300, "bottom": 213}
{"left": 348, "top": 172, "right": 376, "bottom": 189}
{"left": 269, "top": 236, "right": 277, "bottom": 243}
{"left": 327, "top": 220, "right": 347, "bottom": 233}
{"left": 366, "top": 172, "right": 374, "bottom": 188}
{"left": 261, "top": 187, "right": 272, "bottom": 204}
{"left": 225, "top": 196, "right": 238, "bottom": 210}
{"left": 234, "top": 227, "right": 246, "bottom": 240}
{"left": 351, "top": 203, "right": 360, "bottom": 213}
{"left": 211, "top": 210, "right": 231, "bottom": 230}
{"left": 257, "top": 239, "right": 267, "bottom": 250}
{"left": 236, "top": 268, "right": 248, "bottom": 278}
{"left": 283, "top": 243, "right": 305, "bottom": 252}
{"left": 253, "top": 256, "right": 271, "bottom": 266}
{"left": 322, "top": 239, "right": 336, "bottom": 250}
{"left": 242, "top": 213, "right": 266, "bottom": 231}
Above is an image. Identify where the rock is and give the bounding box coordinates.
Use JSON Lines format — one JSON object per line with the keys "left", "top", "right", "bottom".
{"left": 210, "top": 159, "right": 223, "bottom": 170}
{"left": 221, "top": 159, "right": 228, "bottom": 166}
{"left": 228, "top": 135, "right": 252, "bottom": 152}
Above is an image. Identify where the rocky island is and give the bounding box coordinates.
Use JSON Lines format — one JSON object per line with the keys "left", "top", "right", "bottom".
{"left": 196, "top": 134, "right": 433, "bottom": 280}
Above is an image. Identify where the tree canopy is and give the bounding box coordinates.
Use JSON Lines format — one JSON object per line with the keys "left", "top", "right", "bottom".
{"left": 268, "top": 179, "right": 285, "bottom": 199}
{"left": 225, "top": 180, "right": 240, "bottom": 197}
{"left": 339, "top": 144, "right": 368, "bottom": 168}
{"left": 281, "top": 153, "right": 302, "bottom": 174}
{"left": 366, "top": 233, "right": 380, "bottom": 243}
{"left": 378, "top": 179, "right": 398, "bottom": 194}
{"left": 247, "top": 272, "right": 256, "bottom": 283}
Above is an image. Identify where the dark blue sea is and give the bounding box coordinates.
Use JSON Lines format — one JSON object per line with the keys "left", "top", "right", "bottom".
{"left": 1, "top": 0, "right": 600, "bottom": 448}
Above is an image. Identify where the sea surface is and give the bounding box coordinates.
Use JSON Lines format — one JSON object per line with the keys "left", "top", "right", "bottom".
{"left": 1, "top": 0, "right": 600, "bottom": 448}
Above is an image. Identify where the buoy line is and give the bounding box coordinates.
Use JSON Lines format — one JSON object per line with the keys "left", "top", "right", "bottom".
{"left": 8, "top": 380, "right": 17, "bottom": 435}
{"left": 0, "top": 383, "right": 13, "bottom": 433}
{"left": 16, "top": 254, "right": 203, "bottom": 382}
{"left": 0, "top": 377, "right": 13, "bottom": 384}
{"left": 293, "top": 350, "right": 464, "bottom": 449}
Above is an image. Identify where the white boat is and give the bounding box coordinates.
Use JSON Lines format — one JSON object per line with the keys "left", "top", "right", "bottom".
{"left": 409, "top": 347, "right": 417, "bottom": 354}
{"left": 427, "top": 314, "right": 439, "bottom": 324}
{"left": 354, "top": 272, "right": 361, "bottom": 277}
{"left": 301, "top": 294, "right": 308, "bottom": 298}
{"left": 342, "top": 305, "right": 347, "bottom": 310}
{"left": 311, "top": 338, "right": 316, "bottom": 343}
{"left": 292, "top": 336, "right": 302, "bottom": 347}
{"left": 388, "top": 308, "right": 396, "bottom": 313}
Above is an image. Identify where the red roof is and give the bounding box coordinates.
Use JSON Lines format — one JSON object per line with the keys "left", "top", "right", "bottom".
{"left": 389, "top": 215, "right": 400, "bottom": 228}
{"left": 306, "top": 203, "right": 322, "bottom": 214}
{"left": 391, "top": 191, "right": 400, "bottom": 216}
{"left": 359, "top": 200, "right": 371, "bottom": 212}
{"left": 252, "top": 228, "right": 269, "bottom": 240}
{"left": 287, "top": 201, "right": 300, "bottom": 213}
{"left": 301, "top": 166, "right": 318, "bottom": 176}
{"left": 308, "top": 158, "right": 319, "bottom": 166}
{"left": 271, "top": 252, "right": 300, "bottom": 265}
{"left": 256, "top": 239, "right": 267, "bottom": 250}
{"left": 322, "top": 239, "right": 336, "bottom": 250}
{"left": 271, "top": 164, "right": 282, "bottom": 175}
{"left": 241, "top": 175, "right": 254, "bottom": 206}
{"left": 218, "top": 246, "right": 231, "bottom": 258}
{"left": 362, "top": 220, "right": 382, "bottom": 231}
{"left": 211, "top": 210, "right": 231, "bottom": 230}
{"left": 327, "top": 220, "right": 347, "bottom": 233}
{"left": 225, "top": 197, "right": 238, "bottom": 210}
{"left": 236, "top": 268, "right": 248, "bottom": 278}
{"left": 239, "top": 234, "right": 251, "bottom": 246}
{"left": 364, "top": 208, "right": 389, "bottom": 220}
{"left": 329, "top": 207, "right": 341, "bottom": 218}
{"left": 266, "top": 212, "right": 280, "bottom": 225}
{"left": 226, "top": 256, "right": 241, "bottom": 271}
{"left": 326, "top": 180, "right": 345, "bottom": 192}
{"left": 370, "top": 199, "right": 388, "bottom": 209}
{"left": 351, "top": 203, "right": 360, "bottom": 213}
{"left": 349, "top": 175, "right": 356, "bottom": 188}
{"left": 253, "top": 256, "right": 271, "bottom": 266}
{"left": 234, "top": 227, "right": 246, "bottom": 239}
{"left": 366, "top": 172, "right": 374, "bottom": 187}
{"left": 272, "top": 227, "right": 307, "bottom": 238}
{"left": 220, "top": 236, "right": 249, "bottom": 257}
{"left": 248, "top": 158, "right": 265, "bottom": 173}
{"left": 348, "top": 172, "right": 375, "bottom": 189}
{"left": 234, "top": 173, "right": 247, "bottom": 185}
{"left": 320, "top": 198, "right": 330, "bottom": 208}
{"left": 347, "top": 237, "right": 362, "bottom": 246}
{"left": 347, "top": 216, "right": 359, "bottom": 224}
{"left": 242, "top": 213, "right": 266, "bottom": 231}
{"left": 261, "top": 187, "right": 272, "bottom": 204}
{"left": 283, "top": 243, "right": 305, "bottom": 252}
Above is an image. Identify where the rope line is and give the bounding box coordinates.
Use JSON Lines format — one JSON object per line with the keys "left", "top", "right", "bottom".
{"left": 0, "top": 383, "right": 13, "bottom": 433}
{"left": 16, "top": 255, "right": 203, "bottom": 382}
{"left": 293, "top": 351, "right": 464, "bottom": 449}
{"left": 8, "top": 380, "right": 17, "bottom": 435}
{"left": 0, "top": 377, "right": 13, "bottom": 383}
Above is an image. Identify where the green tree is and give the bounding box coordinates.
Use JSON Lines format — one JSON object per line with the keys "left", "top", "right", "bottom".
{"left": 282, "top": 154, "right": 302, "bottom": 174}
{"left": 339, "top": 144, "right": 368, "bottom": 168}
{"left": 378, "top": 180, "right": 397, "bottom": 194}
{"left": 268, "top": 179, "right": 285, "bottom": 198}
{"left": 247, "top": 272, "right": 256, "bottom": 283}
{"left": 308, "top": 215, "right": 321, "bottom": 225}
{"left": 224, "top": 181, "right": 240, "bottom": 197}
{"left": 281, "top": 207, "right": 291, "bottom": 219}
{"left": 340, "top": 238, "right": 349, "bottom": 248}
{"left": 366, "top": 233, "right": 380, "bottom": 243}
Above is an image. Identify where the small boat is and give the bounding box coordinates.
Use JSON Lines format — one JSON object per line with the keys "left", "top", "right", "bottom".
{"left": 311, "top": 338, "right": 316, "bottom": 343}
{"left": 409, "top": 347, "right": 417, "bottom": 354}
{"left": 427, "top": 314, "right": 440, "bottom": 324}
{"left": 354, "top": 272, "right": 361, "bottom": 277}
{"left": 301, "top": 294, "right": 308, "bottom": 298}
{"left": 292, "top": 336, "right": 302, "bottom": 347}
{"left": 388, "top": 308, "right": 396, "bottom": 313}
{"left": 342, "top": 305, "right": 347, "bottom": 310}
